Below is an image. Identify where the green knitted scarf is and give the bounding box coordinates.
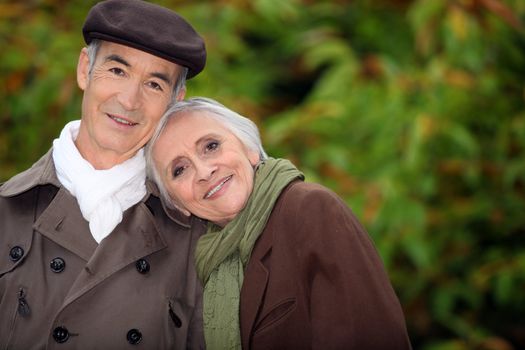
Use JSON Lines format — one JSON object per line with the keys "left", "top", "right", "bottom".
{"left": 194, "top": 158, "right": 304, "bottom": 350}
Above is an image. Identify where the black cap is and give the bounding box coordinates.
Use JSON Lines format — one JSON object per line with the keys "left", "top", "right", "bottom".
{"left": 82, "top": 0, "right": 206, "bottom": 78}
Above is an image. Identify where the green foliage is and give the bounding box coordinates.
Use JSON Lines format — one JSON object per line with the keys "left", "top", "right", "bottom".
{"left": 1, "top": 0, "right": 524, "bottom": 349}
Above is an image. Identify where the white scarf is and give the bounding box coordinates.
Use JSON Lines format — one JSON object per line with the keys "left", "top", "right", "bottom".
{"left": 52, "top": 120, "right": 147, "bottom": 243}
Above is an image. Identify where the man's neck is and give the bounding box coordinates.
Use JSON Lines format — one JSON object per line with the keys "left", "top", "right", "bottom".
{"left": 74, "top": 131, "right": 139, "bottom": 170}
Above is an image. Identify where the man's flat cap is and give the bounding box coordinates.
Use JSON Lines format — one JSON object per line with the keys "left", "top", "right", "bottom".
{"left": 83, "top": 0, "right": 206, "bottom": 78}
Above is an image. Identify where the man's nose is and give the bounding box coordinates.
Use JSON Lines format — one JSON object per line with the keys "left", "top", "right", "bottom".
{"left": 117, "top": 82, "right": 142, "bottom": 110}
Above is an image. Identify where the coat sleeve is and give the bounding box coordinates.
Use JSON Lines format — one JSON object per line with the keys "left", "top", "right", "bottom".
{"left": 290, "top": 184, "right": 411, "bottom": 350}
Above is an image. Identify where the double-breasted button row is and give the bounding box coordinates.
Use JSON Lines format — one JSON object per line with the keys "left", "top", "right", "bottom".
{"left": 53, "top": 326, "right": 69, "bottom": 343}
{"left": 52, "top": 326, "right": 143, "bottom": 345}
{"left": 9, "top": 248, "right": 67, "bottom": 275}
{"left": 127, "top": 329, "right": 142, "bottom": 344}
{"left": 50, "top": 257, "right": 66, "bottom": 273}
{"left": 9, "top": 246, "right": 24, "bottom": 262}
{"left": 135, "top": 259, "right": 150, "bottom": 274}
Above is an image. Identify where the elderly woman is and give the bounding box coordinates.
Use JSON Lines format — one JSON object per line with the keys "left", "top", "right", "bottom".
{"left": 146, "top": 97, "right": 411, "bottom": 350}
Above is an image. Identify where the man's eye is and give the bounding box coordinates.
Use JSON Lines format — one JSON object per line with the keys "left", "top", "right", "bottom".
{"left": 173, "top": 166, "right": 185, "bottom": 178}
{"left": 206, "top": 141, "right": 219, "bottom": 152}
{"left": 109, "top": 67, "right": 125, "bottom": 76}
{"left": 148, "top": 81, "right": 163, "bottom": 91}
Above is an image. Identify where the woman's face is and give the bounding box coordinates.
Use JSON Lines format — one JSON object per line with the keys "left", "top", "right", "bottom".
{"left": 153, "top": 111, "right": 260, "bottom": 226}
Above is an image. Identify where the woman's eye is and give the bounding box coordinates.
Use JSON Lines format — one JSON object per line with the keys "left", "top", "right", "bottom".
{"left": 173, "top": 166, "right": 185, "bottom": 178}
{"left": 206, "top": 141, "right": 219, "bottom": 152}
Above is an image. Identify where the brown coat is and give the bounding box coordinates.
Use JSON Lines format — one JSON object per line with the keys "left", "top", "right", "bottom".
{"left": 0, "top": 150, "right": 206, "bottom": 349}
{"left": 240, "top": 181, "right": 411, "bottom": 350}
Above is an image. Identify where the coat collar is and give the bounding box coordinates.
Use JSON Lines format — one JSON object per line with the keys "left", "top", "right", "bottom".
{"left": 145, "top": 178, "right": 191, "bottom": 228}
{"left": 0, "top": 148, "right": 191, "bottom": 227}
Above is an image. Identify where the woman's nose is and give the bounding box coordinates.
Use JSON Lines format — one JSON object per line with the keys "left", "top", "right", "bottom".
{"left": 196, "top": 161, "right": 217, "bottom": 182}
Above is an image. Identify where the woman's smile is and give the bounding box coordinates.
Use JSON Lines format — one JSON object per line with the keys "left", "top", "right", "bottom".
{"left": 204, "top": 175, "right": 233, "bottom": 199}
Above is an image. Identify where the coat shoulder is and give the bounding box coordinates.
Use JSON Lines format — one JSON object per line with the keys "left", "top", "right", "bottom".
{"left": 0, "top": 149, "right": 58, "bottom": 198}
{"left": 276, "top": 181, "right": 344, "bottom": 213}
{"left": 272, "top": 181, "right": 357, "bottom": 232}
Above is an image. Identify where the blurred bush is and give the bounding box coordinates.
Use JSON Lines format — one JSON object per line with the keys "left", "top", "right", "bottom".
{"left": 1, "top": 0, "right": 524, "bottom": 349}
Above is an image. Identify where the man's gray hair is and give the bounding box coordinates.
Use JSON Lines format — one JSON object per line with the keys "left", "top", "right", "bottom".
{"left": 145, "top": 97, "right": 268, "bottom": 209}
{"left": 86, "top": 39, "right": 188, "bottom": 105}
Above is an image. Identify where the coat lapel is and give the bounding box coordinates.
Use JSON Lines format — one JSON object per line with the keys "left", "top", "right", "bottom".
{"left": 34, "top": 187, "right": 97, "bottom": 261}
{"left": 35, "top": 188, "right": 167, "bottom": 306}
{"left": 240, "top": 229, "right": 273, "bottom": 349}
{"left": 63, "top": 202, "right": 167, "bottom": 304}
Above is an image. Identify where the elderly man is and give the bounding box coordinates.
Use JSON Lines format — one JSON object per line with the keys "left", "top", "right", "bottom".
{"left": 0, "top": 0, "right": 206, "bottom": 348}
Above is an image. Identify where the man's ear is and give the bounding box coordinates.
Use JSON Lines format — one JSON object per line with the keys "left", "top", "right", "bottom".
{"left": 77, "top": 47, "right": 90, "bottom": 91}
{"left": 176, "top": 86, "right": 186, "bottom": 102}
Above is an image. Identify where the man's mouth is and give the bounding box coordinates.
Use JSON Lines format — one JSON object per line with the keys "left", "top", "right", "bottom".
{"left": 108, "top": 114, "right": 138, "bottom": 126}
{"left": 204, "top": 175, "right": 233, "bottom": 199}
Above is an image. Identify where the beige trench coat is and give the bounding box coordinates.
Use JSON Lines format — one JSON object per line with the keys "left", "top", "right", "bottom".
{"left": 0, "top": 150, "right": 206, "bottom": 349}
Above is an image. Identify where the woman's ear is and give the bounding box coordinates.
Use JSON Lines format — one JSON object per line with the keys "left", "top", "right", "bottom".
{"left": 248, "top": 150, "right": 260, "bottom": 167}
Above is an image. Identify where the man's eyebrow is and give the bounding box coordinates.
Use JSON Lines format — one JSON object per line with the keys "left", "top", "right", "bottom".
{"left": 104, "top": 54, "right": 130, "bottom": 67}
{"left": 151, "top": 72, "right": 173, "bottom": 86}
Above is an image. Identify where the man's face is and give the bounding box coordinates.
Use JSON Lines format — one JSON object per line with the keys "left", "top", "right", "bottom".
{"left": 76, "top": 41, "right": 185, "bottom": 169}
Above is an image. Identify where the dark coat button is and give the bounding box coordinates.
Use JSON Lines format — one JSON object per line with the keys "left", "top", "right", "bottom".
{"left": 9, "top": 246, "right": 24, "bottom": 262}
{"left": 127, "top": 329, "right": 142, "bottom": 344}
{"left": 53, "top": 326, "right": 69, "bottom": 343}
{"left": 50, "top": 257, "right": 66, "bottom": 273}
{"left": 135, "top": 259, "right": 150, "bottom": 274}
